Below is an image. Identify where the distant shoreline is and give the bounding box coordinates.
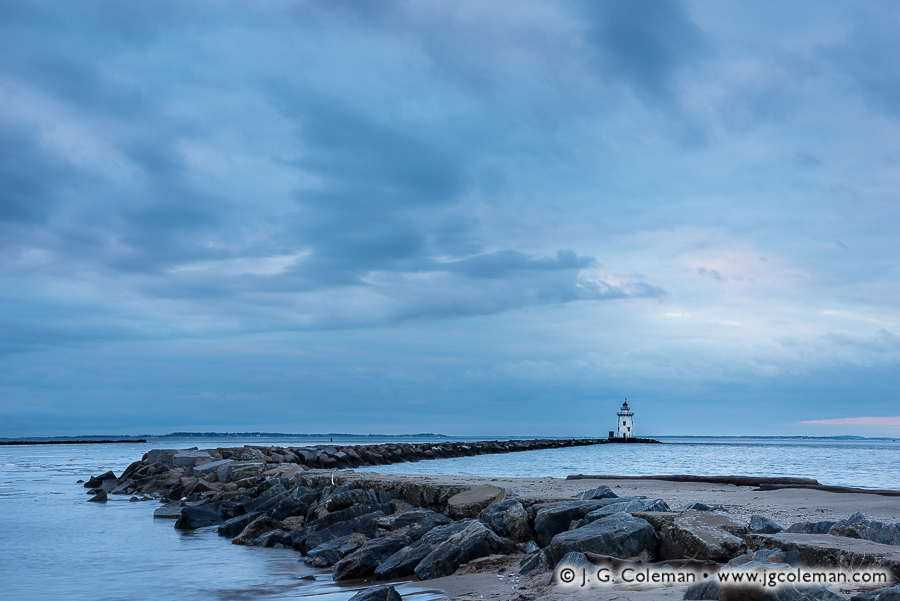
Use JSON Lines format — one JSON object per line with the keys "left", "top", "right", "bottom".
{"left": 0, "top": 439, "right": 147, "bottom": 446}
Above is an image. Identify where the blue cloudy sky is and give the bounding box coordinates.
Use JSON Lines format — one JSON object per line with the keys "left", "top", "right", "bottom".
{"left": 2, "top": 0, "right": 899, "bottom": 437}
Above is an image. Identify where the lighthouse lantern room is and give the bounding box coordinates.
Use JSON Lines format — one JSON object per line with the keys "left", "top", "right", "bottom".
{"left": 616, "top": 399, "right": 634, "bottom": 439}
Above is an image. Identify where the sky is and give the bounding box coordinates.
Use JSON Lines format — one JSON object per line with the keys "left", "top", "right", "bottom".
{"left": 1, "top": 0, "right": 899, "bottom": 437}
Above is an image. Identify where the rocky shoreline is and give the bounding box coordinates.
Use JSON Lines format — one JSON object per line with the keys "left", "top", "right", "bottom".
{"left": 81, "top": 442, "right": 900, "bottom": 601}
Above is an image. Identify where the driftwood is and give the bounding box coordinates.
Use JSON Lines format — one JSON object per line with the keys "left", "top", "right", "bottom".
{"left": 583, "top": 552, "right": 722, "bottom": 572}
{"left": 754, "top": 483, "right": 900, "bottom": 497}
{"left": 566, "top": 474, "right": 820, "bottom": 487}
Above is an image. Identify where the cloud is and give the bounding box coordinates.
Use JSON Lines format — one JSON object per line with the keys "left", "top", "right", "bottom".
{"left": 801, "top": 416, "right": 900, "bottom": 426}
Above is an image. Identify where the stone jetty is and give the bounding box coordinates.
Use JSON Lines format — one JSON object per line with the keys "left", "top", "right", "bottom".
{"left": 82, "top": 441, "right": 900, "bottom": 601}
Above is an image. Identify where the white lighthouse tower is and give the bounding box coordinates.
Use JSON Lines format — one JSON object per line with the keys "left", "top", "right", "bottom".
{"left": 616, "top": 399, "right": 634, "bottom": 439}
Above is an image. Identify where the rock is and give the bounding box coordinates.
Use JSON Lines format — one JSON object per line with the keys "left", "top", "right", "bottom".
{"left": 300, "top": 511, "right": 387, "bottom": 553}
{"left": 306, "top": 533, "right": 370, "bottom": 567}
{"left": 241, "top": 483, "right": 288, "bottom": 513}
{"left": 545, "top": 512, "right": 657, "bottom": 567}
{"left": 655, "top": 510, "right": 746, "bottom": 562}
{"left": 377, "top": 508, "right": 452, "bottom": 541}
{"left": 585, "top": 498, "right": 671, "bottom": 522}
{"left": 478, "top": 498, "right": 532, "bottom": 542}
{"left": 446, "top": 485, "right": 506, "bottom": 519}
{"left": 189, "top": 458, "right": 234, "bottom": 481}
{"left": 232, "top": 515, "right": 282, "bottom": 545}
{"left": 574, "top": 486, "right": 618, "bottom": 500}
{"left": 153, "top": 500, "right": 186, "bottom": 519}
{"left": 348, "top": 585, "right": 402, "bottom": 601}
{"left": 374, "top": 521, "right": 473, "bottom": 580}
{"left": 851, "top": 584, "right": 900, "bottom": 601}
{"left": 281, "top": 516, "right": 305, "bottom": 531}
{"left": 173, "top": 450, "right": 213, "bottom": 468}
{"left": 145, "top": 449, "right": 178, "bottom": 465}
{"left": 550, "top": 551, "right": 598, "bottom": 584}
{"left": 677, "top": 502, "right": 730, "bottom": 513}
{"left": 218, "top": 512, "right": 261, "bottom": 538}
{"left": 326, "top": 488, "right": 393, "bottom": 511}
{"left": 174, "top": 506, "right": 224, "bottom": 530}
{"left": 518, "top": 550, "right": 550, "bottom": 575}
{"left": 726, "top": 548, "right": 804, "bottom": 568}
{"left": 413, "top": 520, "right": 519, "bottom": 580}
{"left": 268, "top": 496, "right": 308, "bottom": 521}
{"left": 87, "top": 490, "right": 108, "bottom": 502}
{"left": 252, "top": 529, "right": 289, "bottom": 547}
{"left": 786, "top": 521, "right": 836, "bottom": 534}
{"left": 876, "top": 524, "right": 900, "bottom": 546}
{"left": 333, "top": 534, "right": 414, "bottom": 580}
{"left": 84, "top": 470, "right": 117, "bottom": 488}
{"left": 745, "top": 532, "right": 900, "bottom": 574}
{"left": 307, "top": 503, "right": 395, "bottom": 534}
{"left": 534, "top": 500, "right": 615, "bottom": 546}
{"left": 749, "top": 515, "right": 784, "bottom": 534}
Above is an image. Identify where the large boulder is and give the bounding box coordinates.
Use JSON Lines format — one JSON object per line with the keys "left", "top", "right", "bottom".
{"left": 574, "top": 486, "right": 618, "bottom": 500}
{"left": 333, "top": 535, "right": 414, "bottom": 581}
{"left": 299, "top": 511, "right": 387, "bottom": 553}
{"left": 218, "top": 512, "right": 260, "bottom": 538}
{"left": 749, "top": 515, "right": 784, "bottom": 534}
{"left": 544, "top": 512, "right": 657, "bottom": 567}
{"left": 84, "top": 470, "right": 117, "bottom": 488}
{"left": 534, "top": 500, "right": 617, "bottom": 546}
{"left": 550, "top": 551, "right": 598, "bottom": 584}
{"left": 677, "top": 502, "right": 730, "bottom": 513}
{"left": 377, "top": 508, "right": 452, "bottom": 541}
{"left": 174, "top": 506, "right": 224, "bottom": 530}
{"left": 374, "top": 521, "right": 472, "bottom": 580}
{"left": 306, "top": 533, "right": 370, "bottom": 567}
{"left": 348, "top": 585, "right": 402, "bottom": 601}
{"left": 655, "top": 510, "right": 746, "bottom": 562}
{"left": 232, "top": 515, "right": 282, "bottom": 545}
{"left": 447, "top": 485, "right": 506, "bottom": 519}
{"left": 326, "top": 488, "right": 393, "bottom": 511}
{"left": 307, "top": 503, "right": 394, "bottom": 534}
{"left": 413, "top": 520, "right": 519, "bottom": 580}
{"left": 478, "top": 498, "right": 532, "bottom": 543}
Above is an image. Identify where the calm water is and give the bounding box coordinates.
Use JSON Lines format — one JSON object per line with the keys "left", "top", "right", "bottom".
{"left": 1, "top": 436, "right": 897, "bottom": 600}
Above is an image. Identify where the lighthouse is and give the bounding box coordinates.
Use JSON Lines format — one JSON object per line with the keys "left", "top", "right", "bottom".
{"left": 616, "top": 399, "right": 634, "bottom": 439}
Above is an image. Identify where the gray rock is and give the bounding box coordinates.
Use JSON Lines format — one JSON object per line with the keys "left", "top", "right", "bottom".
{"left": 145, "top": 449, "right": 178, "bottom": 465}
{"left": 545, "top": 512, "right": 657, "bottom": 567}
{"left": 333, "top": 535, "right": 414, "bottom": 581}
{"left": 174, "top": 506, "right": 224, "bottom": 530}
{"left": 374, "top": 521, "right": 472, "bottom": 580}
{"left": 348, "top": 585, "right": 402, "bottom": 601}
{"left": 550, "top": 551, "right": 597, "bottom": 584}
{"left": 377, "top": 508, "right": 452, "bottom": 541}
{"left": 326, "top": 488, "right": 393, "bottom": 511}
{"left": 677, "top": 502, "right": 729, "bottom": 513}
{"left": 478, "top": 498, "right": 532, "bottom": 542}
{"left": 232, "top": 515, "right": 281, "bottom": 545}
{"left": 307, "top": 503, "right": 394, "bottom": 533}
{"left": 241, "top": 483, "right": 288, "bottom": 513}
{"left": 876, "top": 524, "right": 900, "bottom": 546}
{"left": 446, "top": 485, "right": 506, "bottom": 519}
{"left": 414, "top": 520, "right": 519, "bottom": 580}
{"left": 300, "top": 511, "right": 387, "bottom": 553}
{"left": 534, "top": 500, "right": 615, "bottom": 546}
{"left": 173, "top": 450, "right": 213, "bottom": 468}
{"left": 574, "top": 486, "right": 618, "bottom": 500}
{"left": 518, "top": 550, "right": 550, "bottom": 575}
{"left": 87, "top": 490, "right": 107, "bottom": 502}
{"left": 726, "top": 548, "right": 803, "bottom": 568}
{"left": 218, "top": 512, "right": 260, "bottom": 538}
{"left": 749, "top": 515, "right": 784, "bottom": 534}
{"left": 851, "top": 584, "right": 900, "bottom": 601}
{"left": 657, "top": 510, "right": 745, "bottom": 562}
{"left": 252, "top": 529, "right": 289, "bottom": 547}
{"left": 153, "top": 500, "right": 185, "bottom": 519}
{"left": 190, "top": 458, "right": 234, "bottom": 481}
{"left": 306, "top": 533, "right": 370, "bottom": 567}
{"left": 585, "top": 498, "right": 671, "bottom": 522}
{"left": 786, "top": 520, "right": 836, "bottom": 534}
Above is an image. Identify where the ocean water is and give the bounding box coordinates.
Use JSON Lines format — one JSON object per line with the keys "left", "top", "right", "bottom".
{"left": 1, "top": 436, "right": 897, "bottom": 600}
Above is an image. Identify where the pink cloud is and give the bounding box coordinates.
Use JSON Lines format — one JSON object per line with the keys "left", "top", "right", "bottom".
{"left": 801, "top": 416, "right": 900, "bottom": 426}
